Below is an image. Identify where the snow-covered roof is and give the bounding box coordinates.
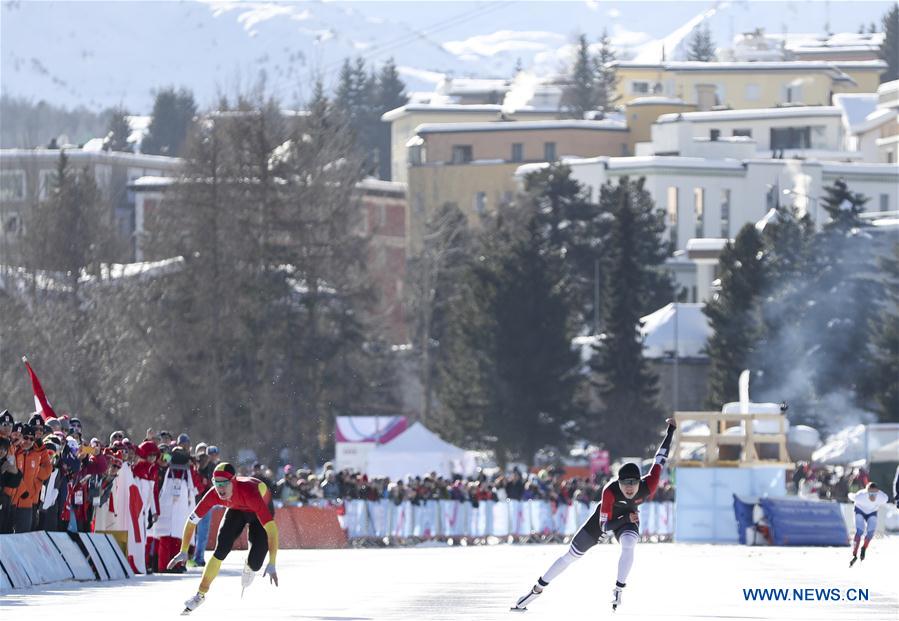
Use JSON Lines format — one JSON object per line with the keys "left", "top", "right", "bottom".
{"left": 627, "top": 97, "right": 690, "bottom": 106}
{"left": 414, "top": 119, "right": 627, "bottom": 134}
{"left": 656, "top": 106, "right": 842, "bottom": 124}
{"left": 612, "top": 60, "right": 885, "bottom": 73}
{"left": 821, "top": 161, "right": 899, "bottom": 177}
{"left": 574, "top": 303, "right": 712, "bottom": 360}
{"left": 356, "top": 177, "right": 406, "bottom": 194}
{"left": 0, "top": 148, "right": 182, "bottom": 167}
{"left": 640, "top": 303, "right": 712, "bottom": 358}
{"left": 686, "top": 238, "right": 729, "bottom": 253}
{"left": 852, "top": 107, "right": 897, "bottom": 135}
{"left": 437, "top": 77, "right": 510, "bottom": 95}
{"left": 130, "top": 175, "right": 176, "bottom": 189}
{"left": 832, "top": 93, "right": 878, "bottom": 132}
{"left": 382, "top": 103, "right": 549, "bottom": 122}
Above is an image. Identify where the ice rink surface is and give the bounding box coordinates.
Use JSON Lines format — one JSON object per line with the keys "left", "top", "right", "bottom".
{"left": 4, "top": 538, "right": 897, "bottom": 620}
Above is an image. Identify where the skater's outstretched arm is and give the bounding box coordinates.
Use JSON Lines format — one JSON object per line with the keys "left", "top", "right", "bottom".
{"left": 643, "top": 418, "right": 677, "bottom": 495}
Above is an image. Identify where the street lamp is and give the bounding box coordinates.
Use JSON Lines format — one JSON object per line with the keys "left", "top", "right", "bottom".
{"left": 782, "top": 188, "right": 819, "bottom": 225}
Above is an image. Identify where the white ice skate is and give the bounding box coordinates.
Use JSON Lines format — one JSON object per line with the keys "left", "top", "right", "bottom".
{"left": 511, "top": 584, "right": 543, "bottom": 612}
{"left": 611, "top": 586, "right": 623, "bottom": 612}
{"left": 241, "top": 563, "right": 256, "bottom": 598}
{"left": 181, "top": 592, "right": 205, "bottom": 615}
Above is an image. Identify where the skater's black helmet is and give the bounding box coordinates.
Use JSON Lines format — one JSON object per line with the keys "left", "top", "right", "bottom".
{"left": 617, "top": 462, "right": 641, "bottom": 482}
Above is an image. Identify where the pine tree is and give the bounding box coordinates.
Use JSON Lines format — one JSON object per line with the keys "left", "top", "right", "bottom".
{"left": 687, "top": 24, "right": 717, "bottom": 62}
{"left": 804, "top": 180, "right": 878, "bottom": 404}
{"left": 523, "top": 164, "right": 606, "bottom": 330}
{"left": 374, "top": 58, "right": 407, "bottom": 180}
{"left": 879, "top": 5, "right": 899, "bottom": 82}
{"left": 751, "top": 204, "right": 817, "bottom": 408}
{"left": 142, "top": 87, "right": 197, "bottom": 156}
{"left": 560, "top": 34, "right": 598, "bottom": 118}
{"left": 439, "top": 208, "right": 581, "bottom": 462}
{"left": 105, "top": 107, "right": 132, "bottom": 152}
{"left": 869, "top": 243, "right": 899, "bottom": 422}
{"left": 407, "top": 201, "right": 472, "bottom": 424}
{"left": 704, "top": 224, "right": 766, "bottom": 408}
{"left": 589, "top": 177, "right": 664, "bottom": 454}
{"left": 594, "top": 29, "right": 619, "bottom": 112}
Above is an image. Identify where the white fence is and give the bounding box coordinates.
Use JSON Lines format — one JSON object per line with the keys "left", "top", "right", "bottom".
{"left": 342, "top": 500, "right": 675, "bottom": 541}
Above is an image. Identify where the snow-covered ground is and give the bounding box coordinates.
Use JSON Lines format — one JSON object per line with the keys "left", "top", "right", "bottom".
{"left": 4, "top": 539, "right": 898, "bottom": 620}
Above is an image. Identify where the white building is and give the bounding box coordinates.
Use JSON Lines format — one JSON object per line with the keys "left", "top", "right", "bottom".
{"left": 518, "top": 153, "right": 898, "bottom": 302}
{"left": 0, "top": 147, "right": 182, "bottom": 261}
{"left": 642, "top": 106, "right": 859, "bottom": 161}
{"left": 837, "top": 80, "right": 899, "bottom": 164}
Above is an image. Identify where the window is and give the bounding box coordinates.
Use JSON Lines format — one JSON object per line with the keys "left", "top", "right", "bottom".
{"left": 4, "top": 213, "right": 21, "bottom": 234}
{"left": 887, "top": 152, "right": 894, "bottom": 164}
{"left": 720, "top": 189, "right": 731, "bottom": 237}
{"left": 694, "top": 187, "right": 705, "bottom": 238}
{"left": 631, "top": 81, "right": 650, "bottom": 95}
{"left": 880, "top": 194, "right": 890, "bottom": 212}
{"left": 667, "top": 186, "right": 679, "bottom": 247}
{"left": 473, "top": 192, "right": 487, "bottom": 216}
{"left": 544, "top": 142, "right": 557, "bottom": 162}
{"left": 0, "top": 170, "right": 25, "bottom": 201}
{"left": 745, "top": 83, "right": 760, "bottom": 101}
{"left": 785, "top": 83, "right": 802, "bottom": 104}
{"left": 710, "top": 129, "right": 721, "bottom": 141}
{"left": 732, "top": 129, "right": 752, "bottom": 138}
{"left": 766, "top": 185, "right": 779, "bottom": 210}
{"left": 770, "top": 127, "right": 811, "bottom": 150}
{"left": 38, "top": 169, "right": 55, "bottom": 201}
{"left": 451, "top": 145, "right": 472, "bottom": 164}
{"left": 409, "top": 144, "right": 423, "bottom": 166}
{"left": 511, "top": 143, "right": 523, "bottom": 163}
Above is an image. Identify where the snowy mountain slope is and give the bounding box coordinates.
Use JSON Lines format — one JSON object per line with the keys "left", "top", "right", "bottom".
{"left": 1, "top": 0, "right": 893, "bottom": 113}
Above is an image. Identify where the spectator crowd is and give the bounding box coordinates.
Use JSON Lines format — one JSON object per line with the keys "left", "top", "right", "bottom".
{"left": 0, "top": 407, "right": 677, "bottom": 574}
{"left": 789, "top": 461, "right": 871, "bottom": 501}
{"left": 0, "top": 409, "right": 221, "bottom": 574}
{"left": 261, "top": 463, "right": 676, "bottom": 508}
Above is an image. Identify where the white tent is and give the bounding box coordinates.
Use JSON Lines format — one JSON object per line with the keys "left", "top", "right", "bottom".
{"left": 365, "top": 423, "right": 476, "bottom": 480}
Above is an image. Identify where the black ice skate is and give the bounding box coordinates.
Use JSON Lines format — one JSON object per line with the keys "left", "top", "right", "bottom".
{"left": 859, "top": 547, "right": 866, "bottom": 561}
{"left": 511, "top": 584, "right": 543, "bottom": 612}
{"left": 849, "top": 554, "right": 858, "bottom": 567}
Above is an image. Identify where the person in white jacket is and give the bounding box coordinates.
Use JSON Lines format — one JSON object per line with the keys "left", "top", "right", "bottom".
{"left": 849, "top": 482, "right": 889, "bottom": 567}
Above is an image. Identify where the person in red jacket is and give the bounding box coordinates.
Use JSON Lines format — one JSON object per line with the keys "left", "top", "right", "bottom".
{"left": 513, "top": 418, "right": 677, "bottom": 613}
{"left": 168, "top": 462, "right": 280, "bottom": 615}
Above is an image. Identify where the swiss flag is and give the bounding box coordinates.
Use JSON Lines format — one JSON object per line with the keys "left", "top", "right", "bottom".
{"left": 23, "top": 356, "right": 58, "bottom": 421}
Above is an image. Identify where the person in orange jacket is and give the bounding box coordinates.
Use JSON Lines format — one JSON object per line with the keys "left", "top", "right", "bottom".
{"left": 5, "top": 423, "right": 52, "bottom": 532}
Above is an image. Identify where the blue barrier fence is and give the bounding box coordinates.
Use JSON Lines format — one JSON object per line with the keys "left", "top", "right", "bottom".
{"left": 341, "top": 500, "right": 675, "bottom": 541}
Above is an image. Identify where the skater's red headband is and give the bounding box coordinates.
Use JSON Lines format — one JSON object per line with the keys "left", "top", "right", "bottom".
{"left": 213, "top": 470, "right": 235, "bottom": 481}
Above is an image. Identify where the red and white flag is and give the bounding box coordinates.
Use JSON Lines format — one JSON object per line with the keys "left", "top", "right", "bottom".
{"left": 23, "top": 356, "right": 58, "bottom": 421}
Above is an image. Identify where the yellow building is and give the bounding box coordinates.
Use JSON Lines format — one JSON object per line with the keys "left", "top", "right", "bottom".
{"left": 382, "top": 104, "right": 560, "bottom": 184}
{"left": 612, "top": 60, "right": 886, "bottom": 110}
{"left": 406, "top": 119, "right": 632, "bottom": 255}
